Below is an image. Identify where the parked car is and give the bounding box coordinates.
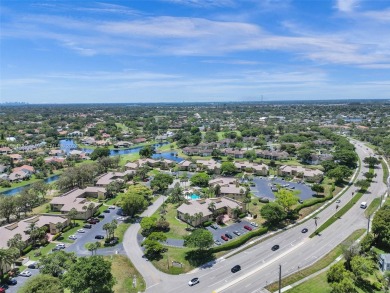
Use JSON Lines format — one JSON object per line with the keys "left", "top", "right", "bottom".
{"left": 109, "top": 206, "right": 115, "bottom": 209}
{"left": 103, "top": 209, "right": 110, "bottom": 213}
{"left": 298, "top": 199, "right": 304, "bottom": 204}
{"left": 225, "top": 233, "right": 233, "bottom": 239}
{"left": 210, "top": 224, "right": 218, "bottom": 230}
{"left": 97, "top": 214, "right": 105, "bottom": 219}
{"left": 56, "top": 243, "right": 66, "bottom": 249}
{"left": 233, "top": 231, "right": 241, "bottom": 236}
{"left": 28, "top": 262, "right": 39, "bottom": 269}
{"left": 77, "top": 229, "right": 86, "bottom": 233}
{"left": 68, "top": 235, "right": 77, "bottom": 240}
{"left": 271, "top": 245, "right": 280, "bottom": 251}
{"left": 250, "top": 222, "right": 258, "bottom": 227}
{"left": 106, "top": 237, "right": 119, "bottom": 246}
{"left": 214, "top": 239, "right": 222, "bottom": 246}
{"left": 95, "top": 235, "right": 105, "bottom": 239}
{"left": 83, "top": 224, "right": 92, "bottom": 229}
{"left": 188, "top": 277, "right": 199, "bottom": 286}
{"left": 6, "top": 278, "right": 17, "bottom": 285}
{"left": 19, "top": 271, "right": 32, "bottom": 277}
{"left": 301, "top": 228, "right": 308, "bottom": 233}
{"left": 244, "top": 225, "right": 252, "bottom": 231}
{"left": 87, "top": 218, "right": 98, "bottom": 224}
{"left": 221, "top": 235, "right": 228, "bottom": 241}
{"left": 231, "top": 265, "right": 241, "bottom": 273}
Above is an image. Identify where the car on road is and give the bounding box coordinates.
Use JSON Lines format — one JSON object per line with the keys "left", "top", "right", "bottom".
{"left": 109, "top": 206, "right": 115, "bottom": 209}
{"left": 19, "top": 271, "right": 32, "bottom": 277}
{"left": 87, "top": 218, "right": 99, "bottom": 224}
{"left": 28, "top": 262, "right": 39, "bottom": 269}
{"left": 83, "top": 224, "right": 92, "bottom": 229}
{"left": 250, "top": 222, "right": 258, "bottom": 227}
{"left": 298, "top": 199, "right": 304, "bottom": 204}
{"left": 233, "top": 231, "right": 241, "bottom": 236}
{"left": 95, "top": 235, "right": 105, "bottom": 239}
{"left": 231, "top": 265, "right": 241, "bottom": 273}
{"left": 6, "top": 278, "right": 17, "bottom": 285}
{"left": 214, "top": 239, "right": 222, "bottom": 246}
{"left": 221, "top": 235, "right": 228, "bottom": 241}
{"left": 68, "top": 235, "right": 77, "bottom": 240}
{"left": 271, "top": 245, "right": 280, "bottom": 251}
{"left": 301, "top": 228, "right": 308, "bottom": 233}
{"left": 335, "top": 199, "right": 341, "bottom": 203}
{"left": 56, "top": 243, "right": 66, "bottom": 249}
{"left": 77, "top": 229, "right": 86, "bottom": 233}
{"left": 97, "top": 214, "right": 105, "bottom": 219}
{"left": 225, "top": 233, "right": 233, "bottom": 239}
{"left": 244, "top": 225, "right": 252, "bottom": 231}
{"left": 116, "top": 216, "right": 125, "bottom": 221}
{"left": 103, "top": 209, "right": 110, "bottom": 213}
{"left": 210, "top": 224, "right": 218, "bottom": 230}
{"left": 188, "top": 277, "right": 199, "bottom": 286}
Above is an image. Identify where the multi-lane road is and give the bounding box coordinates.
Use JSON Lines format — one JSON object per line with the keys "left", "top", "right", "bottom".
{"left": 123, "top": 140, "right": 388, "bottom": 293}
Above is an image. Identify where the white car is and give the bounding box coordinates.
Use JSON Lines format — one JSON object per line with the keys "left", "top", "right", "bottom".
{"left": 77, "top": 229, "right": 85, "bottom": 233}
{"left": 188, "top": 277, "right": 199, "bottom": 286}
{"left": 116, "top": 216, "right": 125, "bottom": 221}
{"left": 56, "top": 243, "right": 66, "bottom": 249}
{"left": 68, "top": 235, "right": 77, "bottom": 240}
{"left": 109, "top": 206, "right": 116, "bottom": 209}
{"left": 19, "top": 270, "right": 32, "bottom": 277}
{"left": 250, "top": 222, "right": 258, "bottom": 227}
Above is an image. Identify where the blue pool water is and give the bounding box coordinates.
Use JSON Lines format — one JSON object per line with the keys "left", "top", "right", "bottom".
{"left": 189, "top": 194, "right": 200, "bottom": 200}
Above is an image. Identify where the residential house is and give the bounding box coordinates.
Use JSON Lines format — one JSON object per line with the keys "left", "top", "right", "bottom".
{"left": 50, "top": 187, "right": 104, "bottom": 220}
{"left": 8, "top": 153, "right": 23, "bottom": 163}
{"left": 95, "top": 171, "right": 134, "bottom": 187}
{"left": 234, "top": 162, "right": 269, "bottom": 176}
{"left": 177, "top": 197, "right": 245, "bottom": 227}
{"left": 278, "top": 165, "right": 323, "bottom": 182}
{"left": 0, "top": 147, "right": 12, "bottom": 154}
{"left": 197, "top": 159, "right": 221, "bottom": 174}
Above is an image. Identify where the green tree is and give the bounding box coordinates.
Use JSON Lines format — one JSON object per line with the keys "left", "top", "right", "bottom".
{"left": 311, "top": 184, "right": 324, "bottom": 196}
{"left": 297, "top": 148, "right": 312, "bottom": 163}
{"left": 85, "top": 242, "right": 101, "bottom": 255}
{"left": 140, "top": 217, "right": 157, "bottom": 237}
{"left": 139, "top": 145, "right": 155, "bottom": 158}
{"left": 0, "top": 248, "right": 16, "bottom": 276}
{"left": 7, "top": 233, "right": 25, "bottom": 256}
{"left": 62, "top": 256, "right": 115, "bottom": 293}
{"left": 151, "top": 173, "right": 174, "bottom": 192}
{"left": 141, "top": 239, "right": 165, "bottom": 259}
{"left": 275, "top": 189, "right": 299, "bottom": 212}
{"left": 39, "top": 250, "right": 77, "bottom": 277}
{"left": 184, "top": 229, "right": 214, "bottom": 250}
{"left": 18, "top": 274, "right": 64, "bottom": 293}
{"left": 350, "top": 255, "right": 375, "bottom": 281}
{"left": 333, "top": 149, "right": 358, "bottom": 168}
{"left": 327, "top": 165, "right": 353, "bottom": 184}
{"left": 221, "top": 162, "right": 237, "bottom": 175}
{"left": 67, "top": 208, "right": 78, "bottom": 227}
{"left": 121, "top": 192, "right": 148, "bottom": 218}
{"left": 147, "top": 232, "right": 167, "bottom": 242}
{"left": 90, "top": 147, "right": 110, "bottom": 160}
{"left": 363, "top": 156, "right": 380, "bottom": 168}
{"left": 190, "top": 172, "right": 209, "bottom": 187}
{"left": 260, "top": 202, "right": 287, "bottom": 225}
{"left": 354, "top": 179, "right": 370, "bottom": 190}
{"left": 327, "top": 261, "right": 347, "bottom": 283}
{"left": 371, "top": 205, "right": 390, "bottom": 248}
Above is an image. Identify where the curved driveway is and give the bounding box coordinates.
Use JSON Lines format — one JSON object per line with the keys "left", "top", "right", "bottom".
{"left": 123, "top": 141, "right": 388, "bottom": 293}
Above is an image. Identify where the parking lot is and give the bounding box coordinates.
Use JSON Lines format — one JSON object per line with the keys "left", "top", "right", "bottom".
{"left": 250, "top": 177, "right": 315, "bottom": 201}
{"left": 206, "top": 220, "right": 257, "bottom": 245}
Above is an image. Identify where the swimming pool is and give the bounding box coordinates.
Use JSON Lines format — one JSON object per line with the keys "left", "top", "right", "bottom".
{"left": 186, "top": 194, "right": 200, "bottom": 200}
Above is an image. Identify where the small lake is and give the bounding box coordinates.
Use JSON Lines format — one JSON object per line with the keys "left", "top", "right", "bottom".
{"left": 1, "top": 175, "right": 60, "bottom": 196}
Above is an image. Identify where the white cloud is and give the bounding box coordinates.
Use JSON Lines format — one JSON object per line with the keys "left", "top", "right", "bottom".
{"left": 335, "top": 0, "right": 359, "bottom": 12}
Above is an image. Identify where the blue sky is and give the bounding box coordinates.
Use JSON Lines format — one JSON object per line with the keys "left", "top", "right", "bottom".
{"left": 1, "top": 0, "right": 390, "bottom": 103}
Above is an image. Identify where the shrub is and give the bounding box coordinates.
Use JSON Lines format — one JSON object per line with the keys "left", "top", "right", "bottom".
{"left": 62, "top": 225, "right": 72, "bottom": 233}
{"left": 294, "top": 194, "right": 332, "bottom": 213}
{"left": 238, "top": 213, "right": 246, "bottom": 219}
{"left": 52, "top": 233, "right": 62, "bottom": 241}
{"left": 259, "top": 197, "right": 270, "bottom": 203}
{"left": 22, "top": 245, "right": 33, "bottom": 255}
{"left": 202, "top": 221, "right": 212, "bottom": 227}
{"left": 252, "top": 201, "right": 258, "bottom": 206}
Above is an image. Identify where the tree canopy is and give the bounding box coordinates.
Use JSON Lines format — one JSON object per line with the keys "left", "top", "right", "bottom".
{"left": 18, "top": 274, "right": 64, "bottom": 293}
{"left": 190, "top": 172, "right": 209, "bottom": 187}
{"left": 150, "top": 173, "right": 174, "bottom": 192}
{"left": 184, "top": 229, "right": 214, "bottom": 250}
{"left": 90, "top": 147, "right": 110, "bottom": 160}
{"left": 260, "top": 202, "right": 287, "bottom": 225}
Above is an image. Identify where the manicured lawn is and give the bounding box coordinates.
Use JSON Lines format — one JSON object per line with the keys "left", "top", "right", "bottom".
{"left": 151, "top": 203, "right": 190, "bottom": 239}
{"left": 25, "top": 242, "right": 57, "bottom": 261}
{"left": 365, "top": 197, "right": 381, "bottom": 217}
{"left": 107, "top": 254, "right": 146, "bottom": 293}
{"left": 116, "top": 222, "right": 131, "bottom": 243}
{"left": 286, "top": 271, "right": 331, "bottom": 293}
{"left": 266, "top": 229, "right": 365, "bottom": 292}
{"left": 381, "top": 160, "right": 389, "bottom": 184}
{"left": 156, "top": 142, "right": 177, "bottom": 152}
{"left": 247, "top": 199, "right": 266, "bottom": 225}
{"left": 119, "top": 153, "right": 140, "bottom": 166}
{"left": 58, "top": 220, "right": 85, "bottom": 243}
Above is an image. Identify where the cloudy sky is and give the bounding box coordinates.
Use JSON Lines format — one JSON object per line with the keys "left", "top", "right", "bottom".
{"left": 1, "top": 0, "right": 390, "bottom": 103}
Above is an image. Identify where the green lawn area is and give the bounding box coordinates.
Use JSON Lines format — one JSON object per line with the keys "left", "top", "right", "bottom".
{"left": 119, "top": 153, "right": 140, "bottom": 166}
{"left": 365, "top": 197, "right": 381, "bottom": 217}
{"left": 156, "top": 142, "right": 177, "bottom": 152}
{"left": 151, "top": 203, "right": 190, "bottom": 239}
{"left": 58, "top": 220, "right": 85, "bottom": 243}
{"left": 381, "top": 160, "right": 389, "bottom": 184}
{"left": 25, "top": 242, "right": 57, "bottom": 261}
{"left": 266, "top": 229, "right": 365, "bottom": 292}
{"left": 116, "top": 222, "right": 131, "bottom": 243}
{"left": 107, "top": 254, "right": 146, "bottom": 293}
{"left": 286, "top": 271, "right": 331, "bottom": 293}
{"left": 115, "top": 123, "right": 129, "bottom": 132}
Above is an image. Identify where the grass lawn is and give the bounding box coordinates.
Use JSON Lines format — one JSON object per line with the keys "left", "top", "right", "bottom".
{"left": 107, "top": 254, "right": 146, "bottom": 293}
{"left": 116, "top": 222, "right": 131, "bottom": 243}
{"left": 286, "top": 271, "right": 331, "bottom": 293}
{"left": 115, "top": 123, "right": 129, "bottom": 132}
{"left": 25, "top": 242, "right": 57, "bottom": 261}
{"left": 156, "top": 142, "right": 177, "bottom": 152}
{"left": 152, "top": 203, "right": 190, "bottom": 239}
{"left": 58, "top": 220, "right": 85, "bottom": 243}
{"left": 119, "top": 153, "right": 140, "bottom": 166}
{"left": 298, "top": 202, "right": 325, "bottom": 219}
{"left": 365, "top": 197, "right": 381, "bottom": 217}
{"left": 247, "top": 199, "right": 266, "bottom": 225}
{"left": 381, "top": 160, "right": 389, "bottom": 184}
{"left": 266, "top": 229, "right": 365, "bottom": 292}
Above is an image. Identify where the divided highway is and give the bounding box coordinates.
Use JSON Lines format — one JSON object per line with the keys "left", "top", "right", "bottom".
{"left": 123, "top": 141, "right": 388, "bottom": 293}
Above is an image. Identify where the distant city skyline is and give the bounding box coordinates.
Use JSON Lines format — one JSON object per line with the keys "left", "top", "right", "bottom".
{"left": 1, "top": 0, "right": 390, "bottom": 103}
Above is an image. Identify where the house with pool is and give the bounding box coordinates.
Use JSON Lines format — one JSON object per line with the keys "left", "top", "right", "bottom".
{"left": 177, "top": 197, "right": 245, "bottom": 227}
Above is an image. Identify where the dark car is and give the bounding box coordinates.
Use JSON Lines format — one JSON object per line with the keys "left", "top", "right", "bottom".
{"left": 103, "top": 209, "right": 110, "bottom": 213}
{"left": 221, "top": 235, "right": 228, "bottom": 241}
{"left": 97, "top": 214, "right": 105, "bottom": 219}
{"left": 7, "top": 278, "right": 17, "bottom": 285}
{"left": 28, "top": 262, "right": 39, "bottom": 269}
{"left": 210, "top": 224, "right": 218, "bottom": 230}
{"left": 298, "top": 199, "right": 303, "bottom": 204}
{"left": 83, "top": 224, "right": 92, "bottom": 229}
{"left": 95, "top": 235, "right": 105, "bottom": 239}
{"left": 301, "top": 228, "right": 308, "bottom": 233}
{"left": 231, "top": 265, "right": 241, "bottom": 273}
{"left": 271, "top": 245, "right": 280, "bottom": 251}
{"left": 244, "top": 225, "right": 252, "bottom": 231}
{"left": 225, "top": 233, "right": 233, "bottom": 239}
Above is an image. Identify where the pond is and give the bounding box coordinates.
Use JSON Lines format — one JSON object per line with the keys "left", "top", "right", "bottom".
{"left": 1, "top": 175, "right": 60, "bottom": 196}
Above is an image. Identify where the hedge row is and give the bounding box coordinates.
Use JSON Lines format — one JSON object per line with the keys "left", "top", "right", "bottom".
{"left": 62, "top": 225, "right": 72, "bottom": 233}
{"left": 294, "top": 194, "right": 333, "bottom": 213}
{"left": 52, "top": 233, "right": 61, "bottom": 241}
{"left": 22, "top": 245, "right": 33, "bottom": 255}
{"left": 210, "top": 227, "right": 268, "bottom": 253}
{"left": 202, "top": 221, "right": 212, "bottom": 227}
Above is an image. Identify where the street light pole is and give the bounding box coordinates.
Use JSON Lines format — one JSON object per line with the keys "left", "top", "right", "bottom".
{"left": 278, "top": 264, "right": 282, "bottom": 293}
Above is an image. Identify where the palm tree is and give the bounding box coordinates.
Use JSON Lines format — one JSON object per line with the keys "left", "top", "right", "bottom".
{"left": 68, "top": 208, "right": 78, "bottom": 227}
{"left": 208, "top": 202, "right": 216, "bottom": 218}
{"left": 55, "top": 222, "right": 64, "bottom": 233}
{"left": 184, "top": 213, "right": 190, "bottom": 228}
{"left": 0, "top": 248, "right": 16, "bottom": 276}
{"left": 103, "top": 223, "right": 110, "bottom": 239}
{"left": 7, "top": 234, "right": 25, "bottom": 256}
{"left": 87, "top": 203, "right": 95, "bottom": 218}
{"left": 232, "top": 206, "right": 241, "bottom": 219}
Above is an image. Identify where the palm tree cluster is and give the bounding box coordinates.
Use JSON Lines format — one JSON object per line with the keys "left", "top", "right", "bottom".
{"left": 102, "top": 220, "right": 118, "bottom": 241}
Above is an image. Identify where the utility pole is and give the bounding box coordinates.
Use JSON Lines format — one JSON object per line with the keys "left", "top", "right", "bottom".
{"left": 278, "top": 264, "right": 282, "bottom": 293}
{"left": 367, "top": 214, "right": 371, "bottom": 234}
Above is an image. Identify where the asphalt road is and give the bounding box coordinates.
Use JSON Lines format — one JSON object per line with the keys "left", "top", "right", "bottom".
{"left": 122, "top": 140, "right": 388, "bottom": 293}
